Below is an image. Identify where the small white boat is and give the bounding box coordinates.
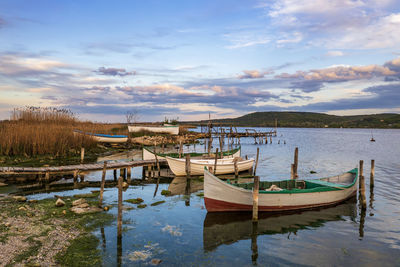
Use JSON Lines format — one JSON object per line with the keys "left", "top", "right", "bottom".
{"left": 166, "top": 156, "right": 254, "bottom": 176}
{"left": 74, "top": 131, "right": 128, "bottom": 143}
{"left": 128, "top": 124, "right": 179, "bottom": 135}
{"left": 142, "top": 146, "right": 241, "bottom": 161}
{"left": 204, "top": 168, "right": 358, "bottom": 212}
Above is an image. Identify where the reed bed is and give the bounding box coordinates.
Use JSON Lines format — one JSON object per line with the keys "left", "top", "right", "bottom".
{"left": 0, "top": 107, "right": 127, "bottom": 157}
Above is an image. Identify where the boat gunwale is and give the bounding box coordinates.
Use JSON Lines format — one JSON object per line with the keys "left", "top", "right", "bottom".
{"left": 143, "top": 146, "right": 241, "bottom": 158}
{"left": 204, "top": 168, "right": 358, "bottom": 194}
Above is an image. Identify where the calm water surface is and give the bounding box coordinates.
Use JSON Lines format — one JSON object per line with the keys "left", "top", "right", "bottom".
{"left": 30, "top": 128, "right": 400, "bottom": 266}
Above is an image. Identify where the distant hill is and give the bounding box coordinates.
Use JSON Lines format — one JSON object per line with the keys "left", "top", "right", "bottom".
{"left": 187, "top": 112, "right": 400, "bottom": 128}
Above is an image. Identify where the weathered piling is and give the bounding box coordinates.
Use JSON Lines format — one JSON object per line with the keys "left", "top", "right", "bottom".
{"left": 73, "top": 170, "right": 78, "bottom": 186}
{"left": 252, "top": 176, "right": 260, "bottom": 221}
{"left": 290, "top": 164, "right": 295, "bottom": 179}
{"left": 99, "top": 161, "right": 107, "bottom": 207}
{"left": 219, "top": 137, "right": 223, "bottom": 159}
{"left": 113, "top": 169, "right": 117, "bottom": 182}
{"left": 253, "top": 148, "right": 259, "bottom": 176}
{"left": 359, "top": 160, "right": 364, "bottom": 190}
{"left": 120, "top": 168, "right": 125, "bottom": 180}
{"left": 214, "top": 148, "right": 219, "bottom": 175}
{"left": 155, "top": 153, "right": 160, "bottom": 177}
{"left": 81, "top": 147, "right": 85, "bottom": 163}
{"left": 45, "top": 171, "right": 50, "bottom": 183}
{"left": 126, "top": 167, "right": 131, "bottom": 183}
{"left": 251, "top": 221, "right": 258, "bottom": 264}
{"left": 370, "top": 159, "right": 375, "bottom": 188}
{"left": 359, "top": 160, "right": 366, "bottom": 208}
{"left": 185, "top": 154, "right": 191, "bottom": 179}
{"left": 234, "top": 157, "right": 239, "bottom": 178}
{"left": 294, "top": 147, "right": 299, "bottom": 178}
{"left": 179, "top": 141, "right": 183, "bottom": 158}
{"left": 117, "top": 176, "right": 123, "bottom": 237}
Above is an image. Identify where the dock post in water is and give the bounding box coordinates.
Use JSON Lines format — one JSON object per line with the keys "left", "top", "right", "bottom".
{"left": 290, "top": 164, "right": 295, "bottom": 179}
{"left": 252, "top": 176, "right": 260, "bottom": 221}
{"left": 253, "top": 147, "right": 259, "bottom": 176}
{"left": 359, "top": 160, "right": 364, "bottom": 190}
{"left": 234, "top": 157, "right": 239, "bottom": 178}
{"left": 99, "top": 161, "right": 107, "bottom": 207}
{"left": 294, "top": 147, "right": 299, "bottom": 178}
{"left": 127, "top": 167, "right": 131, "bottom": 184}
{"left": 73, "top": 170, "right": 78, "bottom": 187}
{"left": 185, "top": 154, "right": 191, "bottom": 179}
{"left": 117, "top": 176, "right": 123, "bottom": 237}
{"left": 370, "top": 159, "right": 375, "bottom": 188}
{"left": 219, "top": 137, "right": 223, "bottom": 159}
{"left": 214, "top": 148, "right": 219, "bottom": 175}
{"left": 80, "top": 147, "right": 85, "bottom": 163}
{"left": 155, "top": 153, "right": 161, "bottom": 177}
{"left": 179, "top": 141, "right": 183, "bottom": 158}
{"left": 113, "top": 169, "right": 117, "bottom": 182}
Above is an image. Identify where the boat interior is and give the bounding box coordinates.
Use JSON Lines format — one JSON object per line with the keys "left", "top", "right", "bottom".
{"left": 231, "top": 169, "right": 357, "bottom": 192}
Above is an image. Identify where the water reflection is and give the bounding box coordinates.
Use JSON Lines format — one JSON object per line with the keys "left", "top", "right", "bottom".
{"left": 203, "top": 198, "right": 357, "bottom": 252}
{"left": 167, "top": 177, "right": 203, "bottom": 195}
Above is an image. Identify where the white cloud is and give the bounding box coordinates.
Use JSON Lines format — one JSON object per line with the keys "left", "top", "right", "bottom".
{"left": 325, "top": 51, "right": 344, "bottom": 57}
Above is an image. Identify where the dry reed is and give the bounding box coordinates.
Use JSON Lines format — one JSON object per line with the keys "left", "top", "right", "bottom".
{"left": 0, "top": 107, "right": 127, "bottom": 157}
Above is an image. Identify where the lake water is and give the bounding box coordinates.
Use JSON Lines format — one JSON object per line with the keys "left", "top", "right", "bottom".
{"left": 27, "top": 128, "right": 400, "bottom": 266}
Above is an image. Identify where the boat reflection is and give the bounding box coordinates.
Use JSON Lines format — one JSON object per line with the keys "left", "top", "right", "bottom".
{"left": 167, "top": 177, "right": 203, "bottom": 195}
{"left": 203, "top": 197, "right": 357, "bottom": 252}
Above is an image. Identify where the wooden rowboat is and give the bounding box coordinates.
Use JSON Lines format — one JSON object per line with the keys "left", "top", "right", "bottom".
{"left": 204, "top": 168, "right": 358, "bottom": 212}
{"left": 128, "top": 124, "right": 179, "bottom": 135}
{"left": 166, "top": 156, "right": 254, "bottom": 176}
{"left": 74, "top": 131, "right": 128, "bottom": 143}
{"left": 142, "top": 146, "right": 241, "bottom": 161}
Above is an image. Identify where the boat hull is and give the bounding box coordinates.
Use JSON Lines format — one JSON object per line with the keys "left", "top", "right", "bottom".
{"left": 142, "top": 147, "right": 241, "bottom": 161}
{"left": 166, "top": 157, "right": 254, "bottom": 176}
{"left": 128, "top": 125, "right": 179, "bottom": 135}
{"left": 204, "top": 169, "right": 358, "bottom": 212}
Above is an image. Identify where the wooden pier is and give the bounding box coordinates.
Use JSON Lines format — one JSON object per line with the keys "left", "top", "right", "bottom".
{"left": 0, "top": 159, "right": 167, "bottom": 175}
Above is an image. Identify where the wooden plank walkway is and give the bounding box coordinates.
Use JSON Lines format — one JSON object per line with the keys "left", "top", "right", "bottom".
{"left": 0, "top": 159, "right": 167, "bottom": 175}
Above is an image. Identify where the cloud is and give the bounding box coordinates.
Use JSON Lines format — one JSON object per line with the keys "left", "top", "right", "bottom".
{"left": 224, "top": 30, "right": 270, "bottom": 49}
{"left": 238, "top": 70, "right": 271, "bottom": 79}
{"left": 96, "top": 67, "right": 136, "bottom": 77}
{"left": 325, "top": 51, "right": 344, "bottom": 57}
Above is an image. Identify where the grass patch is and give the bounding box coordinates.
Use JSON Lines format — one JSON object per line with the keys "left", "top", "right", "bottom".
{"left": 73, "top": 191, "right": 100, "bottom": 198}
{"left": 150, "top": 200, "right": 165, "bottom": 206}
{"left": 56, "top": 234, "right": 101, "bottom": 267}
{"left": 13, "top": 237, "right": 42, "bottom": 264}
{"left": 125, "top": 198, "right": 144, "bottom": 204}
{"left": 137, "top": 204, "right": 147, "bottom": 209}
{"left": 196, "top": 192, "right": 204, "bottom": 197}
{"left": 161, "top": 190, "right": 171, "bottom": 196}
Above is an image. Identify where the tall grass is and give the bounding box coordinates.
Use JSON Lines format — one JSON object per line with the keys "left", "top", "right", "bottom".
{"left": 0, "top": 107, "right": 127, "bottom": 157}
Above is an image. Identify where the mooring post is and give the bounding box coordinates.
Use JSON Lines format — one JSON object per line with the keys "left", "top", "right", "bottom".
{"left": 117, "top": 176, "right": 123, "bottom": 237}
{"left": 294, "top": 147, "right": 299, "bottom": 178}
{"left": 219, "top": 137, "right": 223, "bottom": 159}
{"left": 80, "top": 173, "right": 85, "bottom": 182}
{"left": 252, "top": 176, "right": 260, "bottom": 221}
{"left": 99, "top": 161, "right": 107, "bottom": 207}
{"left": 290, "top": 164, "right": 295, "bottom": 179}
{"left": 142, "top": 166, "right": 146, "bottom": 180}
{"left": 185, "top": 154, "right": 191, "bottom": 179}
{"left": 113, "top": 169, "right": 117, "bottom": 182}
{"left": 253, "top": 147, "right": 259, "bottom": 176}
{"left": 360, "top": 173, "right": 367, "bottom": 209}
{"left": 80, "top": 147, "right": 85, "bottom": 163}
{"left": 269, "top": 136, "right": 272, "bottom": 144}
{"left": 370, "top": 159, "right": 375, "bottom": 188}
{"left": 251, "top": 221, "right": 259, "bottom": 265}
{"left": 208, "top": 136, "right": 212, "bottom": 157}
{"left": 161, "top": 139, "right": 165, "bottom": 154}
{"left": 213, "top": 148, "right": 219, "bottom": 175}
{"left": 127, "top": 167, "right": 131, "bottom": 184}
{"left": 45, "top": 171, "right": 50, "bottom": 183}
{"left": 120, "top": 168, "right": 125, "bottom": 180}
{"left": 359, "top": 160, "right": 364, "bottom": 190}
{"left": 155, "top": 153, "right": 161, "bottom": 177}
{"left": 234, "top": 157, "right": 239, "bottom": 178}
{"left": 73, "top": 170, "right": 78, "bottom": 186}
{"left": 179, "top": 141, "right": 183, "bottom": 158}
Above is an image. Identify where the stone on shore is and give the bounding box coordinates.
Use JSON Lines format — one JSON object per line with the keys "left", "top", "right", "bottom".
{"left": 13, "top": 196, "right": 27, "bottom": 202}
{"left": 72, "top": 198, "right": 86, "bottom": 206}
{"left": 55, "top": 198, "right": 65, "bottom": 207}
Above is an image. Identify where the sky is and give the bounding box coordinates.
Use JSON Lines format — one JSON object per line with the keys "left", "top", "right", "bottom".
{"left": 0, "top": 0, "right": 400, "bottom": 122}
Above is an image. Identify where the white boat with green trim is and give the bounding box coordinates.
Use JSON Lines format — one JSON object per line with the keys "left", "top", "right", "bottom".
{"left": 128, "top": 124, "right": 179, "bottom": 135}
{"left": 142, "top": 146, "right": 241, "bottom": 161}
{"left": 204, "top": 168, "right": 358, "bottom": 212}
{"left": 166, "top": 156, "right": 254, "bottom": 176}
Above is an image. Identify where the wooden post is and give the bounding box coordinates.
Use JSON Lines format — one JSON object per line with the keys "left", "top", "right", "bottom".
{"left": 73, "top": 170, "right": 78, "bottom": 186}
{"left": 155, "top": 153, "right": 161, "bottom": 177}
{"left": 80, "top": 147, "right": 85, "bottom": 163}
{"left": 214, "top": 148, "right": 218, "bottom": 175}
{"left": 269, "top": 136, "right": 272, "bottom": 144}
{"left": 290, "top": 164, "right": 295, "bottom": 179}
{"left": 99, "top": 161, "right": 107, "bottom": 207}
{"left": 113, "top": 169, "right": 117, "bottom": 182}
{"left": 161, "top": 139, "right": 165, "bottom": 153}
{"left": 252, "top": 176, "right": 259, "bottom": 221}
{"left": 80, "top": 174, "right": 85, "bottom": 182}
{"left": 142, "top": 166, "right": 146, "bottom": 180}
{"left": 370, "top": 159, "right": 375, "bottom": 188}
{"left": 117, "top": 176, "right": 123, "bottom": 237}
{"left": 234, "top": 158, "right": 239, "bottom": 178}
{"left": 179, "top": 141, "right": 183, "bottom": 158}
{"left": 253, "top": 147, "right": 259, "bottom": 176}
{"left": 120, "top": 168, "right": 126, "bottom": 180}
{"left": 219, "top": 137, "right": 223, "bottom": 159}
{"left": 360, "top": 173, "right": 367, "bottom": 209}
{"left": 251, "top": 221, "right": 258, "bottom": 265}
{"left": 127, "top": 167, "right": 131, "bottom": 184}
{"left": 359, "top": 160, "right": 364, "bottom": 190}
{"left": 208, "top": 136, "right": 212, "bottom": 157}
{"left": 185, "top": 154, "right": 191, "bottom": 179}
{"left": 45, "top": 171, "right": 50, "bottom": 183}
{"left": 294, "top": 147, "right": 298, "bottom": 178}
